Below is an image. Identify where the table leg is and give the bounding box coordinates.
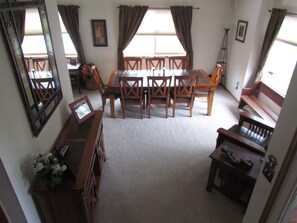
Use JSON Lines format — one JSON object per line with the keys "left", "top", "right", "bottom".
{"left": 206, "top": 160, "right": 218, "bottom": 192}
{"left": 207, "top": 90, "right": 214, "bottom": 116}
{"left": 110, "top": 95, "right": 115, "bottom": 118}
{"left": 76, "top": 71, "right": 81, "bottom": 94}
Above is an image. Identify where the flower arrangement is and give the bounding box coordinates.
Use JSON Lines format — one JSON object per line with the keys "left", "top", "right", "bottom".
{"left": 33, "top": 152, "right": 67, "bottom": 188}
{"left": 80, "top": 63, "right": 95, "bottom": 81}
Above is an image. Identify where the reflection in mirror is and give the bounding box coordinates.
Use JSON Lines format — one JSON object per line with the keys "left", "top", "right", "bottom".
{"left": 0, "top": 0, "right": 62, "bottom": 136}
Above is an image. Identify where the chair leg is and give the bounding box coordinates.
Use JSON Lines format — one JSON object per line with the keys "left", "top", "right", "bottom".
{"left": 172, "top": 103, "right": 176, "bottom": 117}
{"left": 140, "top": 99, "right": 143, "bottom": 119}
{"left": 121, "top": 99, "right": 126, "bottom": 119}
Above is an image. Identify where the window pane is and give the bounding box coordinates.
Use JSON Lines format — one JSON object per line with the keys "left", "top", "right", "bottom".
{"left": 124, "top": 35, "right": 155, "bottom": 57}
{"left": 62, "top": 34, "right": 77, "bottom": 56}
{"left": 137, "top": 10, "right": 176, "bottom": 35}
{"left": 22, "top": 35, "right": 47, "bottom": 56}
{"left": 155, "top": 36, "right": 185, "bottom": 55}
{"left": 262, "top": 40, "right": 297, "bottom": 96}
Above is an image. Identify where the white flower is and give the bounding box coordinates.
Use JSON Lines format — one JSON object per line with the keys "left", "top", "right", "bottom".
{"left": 34, "top": 162, "right": 44, "bottom": 173}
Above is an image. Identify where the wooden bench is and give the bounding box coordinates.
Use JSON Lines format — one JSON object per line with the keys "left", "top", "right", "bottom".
{"left": 238, "top": 81, "right": 284, "bottom": 125}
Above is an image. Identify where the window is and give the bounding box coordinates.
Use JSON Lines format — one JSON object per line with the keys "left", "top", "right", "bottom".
{"left": 22, "top": 8, "right": 77, "bottom": 57}
{"left": 123, "top": 9, "right": 186, "bottom": 57}
{"left": 262, "top": 16, "right": 297, "bottom": 97}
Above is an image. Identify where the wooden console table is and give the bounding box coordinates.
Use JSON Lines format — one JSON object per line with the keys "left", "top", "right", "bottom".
{"left": 33, "top": 111, "right": 105, "bottom": 223}
{"left": 206, "top": 141, "right": 263, "bottom": 208}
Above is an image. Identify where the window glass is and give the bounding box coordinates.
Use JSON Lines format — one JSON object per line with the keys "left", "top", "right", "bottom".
{"left": 22, "top": 9, "right": 77, "bottom": 57}
{"left": 124, "top": 9, "right": 186, "bottom": 57}
{"left": 262, "top": 16, "right": 297, "bottom": 96}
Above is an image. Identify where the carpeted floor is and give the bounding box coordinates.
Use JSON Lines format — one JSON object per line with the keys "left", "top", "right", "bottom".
{"left": 74, "top": 86, "right": 244, "bottom": 223}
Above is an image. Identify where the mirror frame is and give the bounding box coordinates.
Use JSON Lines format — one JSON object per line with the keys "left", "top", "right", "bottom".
{"left": 0, "top": 0, "right": 63, "bottom": 136}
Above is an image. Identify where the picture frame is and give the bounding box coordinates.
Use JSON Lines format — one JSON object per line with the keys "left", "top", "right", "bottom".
{"left": 91, "top": 19, "right": 108, "bottom": 47}
{"left": 235, "top": 20, "right": 248, "bottom": 43}
{"left": 69, "top": 96, "right": 95, "bottom": 124}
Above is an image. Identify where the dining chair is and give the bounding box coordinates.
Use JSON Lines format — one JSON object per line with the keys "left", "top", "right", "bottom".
{"left": 171, "top": 75, "right": 197, "bottom": 117}
{"left": 31, "top": 78, "right": 55, "bottom": 103}
{"left": 32, "top": 58, "right": 50, "bottom": 71}
{"left": 145, "top": 57, "right": 165, "bottom": 70}
{"left": 147, "top": 76, "right": 172, "bottom": 118}
{"left": 169, "top": 56, "right": 189, "bottom": 69}
{"left": 123, "top": 57, "right": 142, "bottom": 70}
{"left": 91, "top": 65, "right": 121, "bottom": 114}
{"left": 118, "top": 76, "right": 144, "bottom": 119}
{"left": 194, "top": 64, "right": 223, "bottom": 114}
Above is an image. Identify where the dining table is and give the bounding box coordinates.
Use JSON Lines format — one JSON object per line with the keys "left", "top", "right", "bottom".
{"left": 107, "top": 69, "right": 216, "bottom": 118}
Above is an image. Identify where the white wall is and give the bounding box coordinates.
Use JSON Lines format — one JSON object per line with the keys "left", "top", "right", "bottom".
{"left": 57, "top": 0, "right": 234, "bottom": 83}
{"left": 0, "top": 0, "right": 73, "bottom": 222}
{"left": 242, "top": 1, "right": 297, "bottom": 221}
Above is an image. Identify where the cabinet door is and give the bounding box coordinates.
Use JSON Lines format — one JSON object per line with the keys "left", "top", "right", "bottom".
{"left": 85, "top": 155, "right": 99, "bottom": 222}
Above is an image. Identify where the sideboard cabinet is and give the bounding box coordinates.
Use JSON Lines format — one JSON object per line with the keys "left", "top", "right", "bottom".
{"left": 33, "top": 111, "right": 105, "bottom": 223}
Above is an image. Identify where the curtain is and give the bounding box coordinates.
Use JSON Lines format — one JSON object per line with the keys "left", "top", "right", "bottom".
{"left": 117, "top": 5, "right": 148, "bottom": 69}
{"left": 170, "top": 6, "right": 193, "bottom": 69}
{"left": 58, "top": 5, "right": 86, "bottom": 64}
{"left": 256, "top": 8, "right": 287, "bottom": 80}
{"left": 13, "top": 10, "right": 26, "bottom": 44}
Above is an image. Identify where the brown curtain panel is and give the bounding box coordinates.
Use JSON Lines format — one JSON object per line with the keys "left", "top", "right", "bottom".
{"left": 170, "top": 6, "right": 193, "bottom": 69}
{"left": 13, "top": 10, "right": 26, "bottom": 44}
{"left": 256, "top": 8, "right": 287, "bottom": 75}
{"left": 117, "top": 5, "right": 148, "bottom": 69}
{"left": 58, "top": 5, "right": 86, "bottom": 64}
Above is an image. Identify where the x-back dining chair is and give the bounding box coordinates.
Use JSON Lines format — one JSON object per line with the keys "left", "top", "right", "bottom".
{"left": 194, "top": 64, "right": 223, "bottom": 115}
{"left": 118, "top": 76, "right": 144, "bottom": 119}
{"left": 31, "top": 78, "right": 55, "bottom": 103}
{"left": 147, "top": 76, "right": 172, "bottom": 118}
{"left": 145, "top": 57, "right": 165, "bottom": 70}
{"left": 123, "top": 57, "right": 142, "bottom": 70}
{"left": 171, "top": 75, "right": 197, "bottom": 117}
{"left": 91, "top": 65, "right": 121, "bottom": 114}
{"left": 32, "top": 58, "right": 50, "bottom": 71}
{"left": 169, "top": 56, "right": 189, "bottom": 69}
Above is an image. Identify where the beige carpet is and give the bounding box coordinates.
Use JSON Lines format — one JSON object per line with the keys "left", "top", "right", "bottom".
{"left": 74, "top": 86, "right": 244, "bottom": 223}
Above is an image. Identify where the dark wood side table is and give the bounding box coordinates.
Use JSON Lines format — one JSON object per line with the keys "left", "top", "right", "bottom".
{"left": 68, "top": 63, "right": 81, "bottom": 94}
{"left": 206, "top": 141, "right": 263, "bottom": 207}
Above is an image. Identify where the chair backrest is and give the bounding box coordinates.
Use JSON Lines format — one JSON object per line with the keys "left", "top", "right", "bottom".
{"left": 145, "top": 57, "right": 165, "bottom": 70}
{"left": 118, "top": 77, "right": 143, "bottom": 100}
{"left": 31, "top": 78, "right": 55, "bottom": 102}
{"left": 169, "top": 56, "right": 188, "bottom": 69}
{"left": 123, "top": 57, "right": 142, "bottom": 70}
{"left": 147, "top": 76, "right": 172, "bottom": 99}
{"left": 32, "top": 58, "right": 50, "bottom": 71}
{"left": 91, "top": 65, "right": 105, "bottom": 94}
{"left": 210, "top": 64, "right": 223, "bottom": 87}
{"left": 173, "top": 75, "right": 197, "bottom": 98}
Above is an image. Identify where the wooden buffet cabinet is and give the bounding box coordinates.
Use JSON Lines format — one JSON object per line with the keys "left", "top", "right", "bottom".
{"left": 33, "top": 111, "right": 105, "bottom": 223}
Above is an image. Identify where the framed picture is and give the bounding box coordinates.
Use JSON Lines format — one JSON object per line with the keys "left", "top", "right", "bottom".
{"left": 69, "top": 96, "right": 95, "bottom": 124}
{"left": 235, "top": 20, "right": 248, "bottom": 43}
{"left": 91, "top": 19, "right": 108, "bottom": 47}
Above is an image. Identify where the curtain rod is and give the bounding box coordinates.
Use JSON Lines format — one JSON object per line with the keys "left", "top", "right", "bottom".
{"left": 268, "top": 10, "right": 297, "bottom": 16}
{"left": 117, "top": 6, "right": 199, "bottom": 10}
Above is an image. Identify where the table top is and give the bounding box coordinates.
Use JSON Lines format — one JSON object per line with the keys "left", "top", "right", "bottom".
{"left": 210, "top": 141, "right": 263, "bottom": 180}
{"left": 108, "top": 69, "right": 215, "bottom": 89}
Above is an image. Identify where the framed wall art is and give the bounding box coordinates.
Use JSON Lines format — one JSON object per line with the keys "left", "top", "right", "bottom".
{"left": 91, "top": 19, "right": 108, "bottom": 47}
{"left": 69, "top": 96, "right": 95, "bottom": 124}
{"left": 235, "top": 20, "right": 248, "bottom": 43}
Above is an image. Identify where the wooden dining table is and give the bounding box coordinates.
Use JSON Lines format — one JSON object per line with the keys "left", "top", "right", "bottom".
{"left": 107, "top": 69, "right": 216, "bottom": 118}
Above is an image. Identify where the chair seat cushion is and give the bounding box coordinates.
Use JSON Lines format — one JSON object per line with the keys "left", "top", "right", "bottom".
{"left": 229, "top": 125, "right": 271, "bottom": 149}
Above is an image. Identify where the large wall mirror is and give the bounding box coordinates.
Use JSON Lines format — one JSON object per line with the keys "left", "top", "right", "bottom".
{"left": 0, "top": 0, "right": 62, "bottom": 136}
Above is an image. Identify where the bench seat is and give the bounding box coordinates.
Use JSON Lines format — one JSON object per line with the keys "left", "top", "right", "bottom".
{"left": 238, "top": 81, "right": 284, "bottom": 125}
